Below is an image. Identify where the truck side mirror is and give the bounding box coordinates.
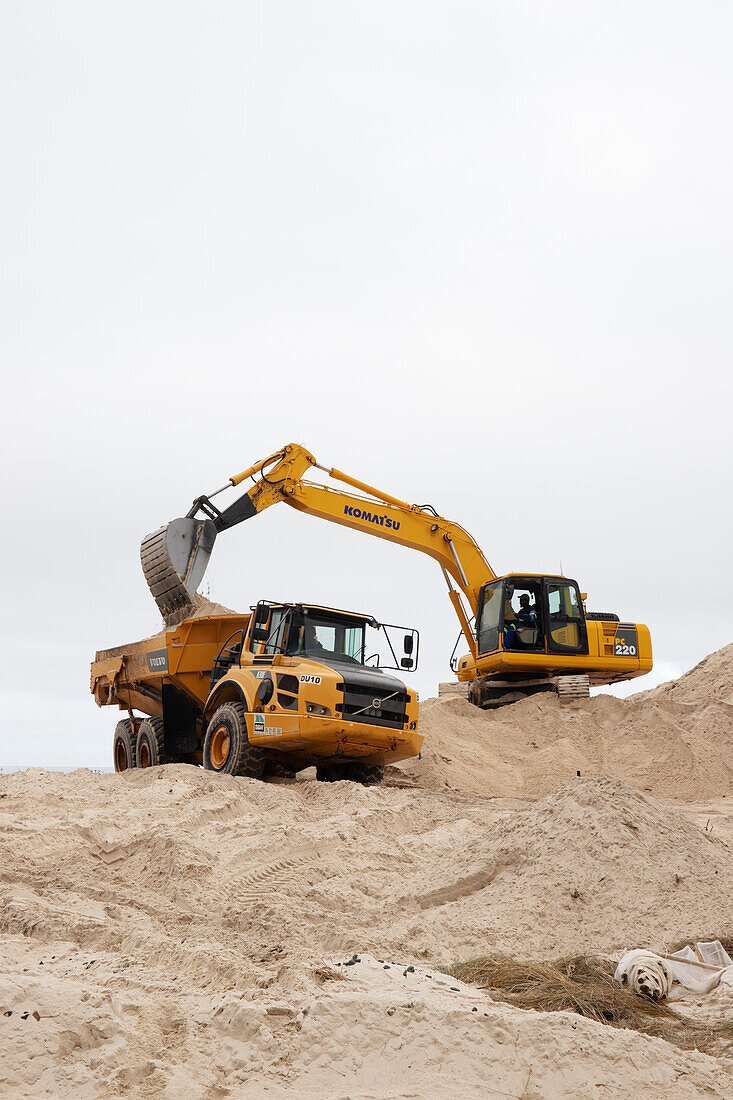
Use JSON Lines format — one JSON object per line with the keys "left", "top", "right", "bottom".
{"left": 404, "top": 634, "right": 414, "bottom": 655}
{"left": 251, "top": 602, "right": 270, "bottom": 643}
{"left": 401, "top": 657, "right": 414, "bottom": 669}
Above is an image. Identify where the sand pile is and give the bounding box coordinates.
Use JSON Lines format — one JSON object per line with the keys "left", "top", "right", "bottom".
{"left": 1, "top": 767, "right": 732, "bottom": 1097}
{"left": 5, "top": 771, "right": 727, "bottom": 963}
{"left": 405, "top": 777, "right": 733, "bottom": 960}
{"left": 144, "top": 593, "right": 243, "bottom": 641}
{"left": 400, "top": 671, "right": 733, "bottom": 800}
{"left": 3, "top": 941, "right": 728, "bottom": 1099}
{"left": 637, "top": 642, "right": 733, "bottom": 707}
{"left": 187, "top": 593, "right": 240, "bottom": 618}
{"left": 5, "top": 644, "right": 733, "bottom": 1095}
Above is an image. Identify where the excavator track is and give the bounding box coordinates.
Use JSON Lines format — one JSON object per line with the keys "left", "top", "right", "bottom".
{"left": 140, "top": 518, "right": 217, "bottom": 625}
{"left": 438, "top": 681, "right": 471, "bottom": 699}
{"left": 555, "top": 674, "right": 591, "bottom": 703}
{"left": 459, "top": 673, "right": 591, "bottom": 709}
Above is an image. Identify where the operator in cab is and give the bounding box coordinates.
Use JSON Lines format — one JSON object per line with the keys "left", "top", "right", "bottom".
{"left": 516, "top": 593, "right": 536, "bottom": 627}
{"left": 291, "top": 618, "right": 324, "bottom": 655}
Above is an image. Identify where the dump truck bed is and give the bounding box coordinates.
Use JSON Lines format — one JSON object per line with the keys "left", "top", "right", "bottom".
{"left": 91, "top": 613, "right": 251, "bottom": 718}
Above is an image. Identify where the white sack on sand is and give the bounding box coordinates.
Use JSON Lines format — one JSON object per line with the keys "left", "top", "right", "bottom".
{"left": 615, "top": 950, "right": 672, "bottom": 1000}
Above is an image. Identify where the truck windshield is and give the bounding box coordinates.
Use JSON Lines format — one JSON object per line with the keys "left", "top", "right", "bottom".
{"left": 287, "top": 611, "right": 365, "bottom": 664}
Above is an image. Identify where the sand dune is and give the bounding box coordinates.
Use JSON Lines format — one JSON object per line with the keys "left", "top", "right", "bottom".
{"left": 401, "top": 650, "right": 733, "bottom": 800}
{"left": 2, "top": 644, "right": 733, "bottom": 1096}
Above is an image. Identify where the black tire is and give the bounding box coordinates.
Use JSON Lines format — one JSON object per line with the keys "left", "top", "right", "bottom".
{"left": 316, "top": 763, "right": 345, "bottom": 782}
{"left": 585, "top": 612, "right": 620, "bottom": 622}
{"left": 344, "top": 762, "right": 384, "bottom": 786}
{"left": 203, "top": 703, "right": 265, "bottom": 779}
{"left": 136, "top": 717, "right": 166, "bottom": 768}
{"left": 263, "top": 755, "right": 296, "bottom": 779}
{"left": 113, "top": 720, "right": 136, "bottom": 772}
{"left": 316, "top": 762, "right": 384, "bottom": 785}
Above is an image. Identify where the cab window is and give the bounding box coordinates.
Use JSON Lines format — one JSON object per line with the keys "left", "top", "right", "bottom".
{"left": 287, "top": 612, "right": 365, "bottom": 664}
{"left": 502, "top": 583, "right": 542, "bottom": 650}
{"left": 546, "top": 582, "right": 586, "bottom": 653}
{"left": 263, "top": 608, "right": 289, "bottom": 654}
{"left": 476, "top": 581, "right": 502, "bottom": 654}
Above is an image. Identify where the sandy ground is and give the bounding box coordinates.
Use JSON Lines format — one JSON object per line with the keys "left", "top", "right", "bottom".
{"left": 2, "top": 645, "right": 733, "bottom": 1098}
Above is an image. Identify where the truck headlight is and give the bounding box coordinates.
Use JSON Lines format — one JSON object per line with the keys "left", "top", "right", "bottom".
{"left": 306, "top": 702, "right": 331, "bottom": 716}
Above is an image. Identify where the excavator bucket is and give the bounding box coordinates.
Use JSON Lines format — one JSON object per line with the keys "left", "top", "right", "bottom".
{"left": 140, "top": 518, "right": 218, "bottom": 625}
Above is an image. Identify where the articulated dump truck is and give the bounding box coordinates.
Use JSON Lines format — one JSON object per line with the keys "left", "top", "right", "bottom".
{"left": 90, "top": 599, "right": 421, "bottom": 784}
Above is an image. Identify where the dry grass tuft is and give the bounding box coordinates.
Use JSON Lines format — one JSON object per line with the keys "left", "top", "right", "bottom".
{"left": 447, "top": 954, "right": 733, "bottom": 1056}
{"left": 312, "top": 964, "right": 347, "bottom": 983}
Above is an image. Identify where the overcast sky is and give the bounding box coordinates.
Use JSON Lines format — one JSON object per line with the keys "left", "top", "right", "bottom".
{"left": 1, "top": 2, "right": 730, "bottom": 766}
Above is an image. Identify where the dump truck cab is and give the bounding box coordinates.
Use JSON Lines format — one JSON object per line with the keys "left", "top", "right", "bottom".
{"left": 203, "top": 600, "right": 421, "bottom": 780}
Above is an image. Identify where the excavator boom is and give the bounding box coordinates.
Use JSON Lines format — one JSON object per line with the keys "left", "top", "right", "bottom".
{"left": 141, "top": 444, "right": 493, "bottom": 648}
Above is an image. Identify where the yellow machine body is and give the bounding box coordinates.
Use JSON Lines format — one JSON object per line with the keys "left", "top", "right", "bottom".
{"left": 91, "top": 603, "right": 421, "bottom": 770}
{"left": 210, "top": 661, "right": 420, "bottom": 767}
{"left": 454, "top": 572, "right": 653, "bottom": 687}
{"left": 143, "top": 444, "right": 651, "bottom": 703}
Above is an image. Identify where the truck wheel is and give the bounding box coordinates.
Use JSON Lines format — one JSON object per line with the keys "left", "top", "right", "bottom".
{"left": 316, "top": 763, "right": 345, "bottom": 782}
{"left": 113, "top": 720, "right": 136, "bottom": 772}
{"left": 204, "top": 703, "right": 265, "bottom": 779}
{"left": 344, "top": 763, "right": 384, "bottom": 786}
{"left": 136, "top": 717, "right": 166, "bottom": 768}
{"left": 263, "top": 755, "right": 296, "bottom": 779}
{"left": 316, "top": 762, "right": 384, "bottom": 785}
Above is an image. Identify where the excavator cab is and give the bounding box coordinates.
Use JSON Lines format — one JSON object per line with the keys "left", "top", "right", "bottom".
{"left": 476, "top": 575, "right": 589, "bottom": 658}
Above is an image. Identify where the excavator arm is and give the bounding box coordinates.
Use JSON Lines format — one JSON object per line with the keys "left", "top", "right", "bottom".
{"left": 141, "top": 443, "right": 495, "bottom": 653}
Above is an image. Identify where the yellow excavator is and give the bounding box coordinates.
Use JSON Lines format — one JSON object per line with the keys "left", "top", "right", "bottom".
{"left": 141, "top": 444, "right": 652, "bottom": 706}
